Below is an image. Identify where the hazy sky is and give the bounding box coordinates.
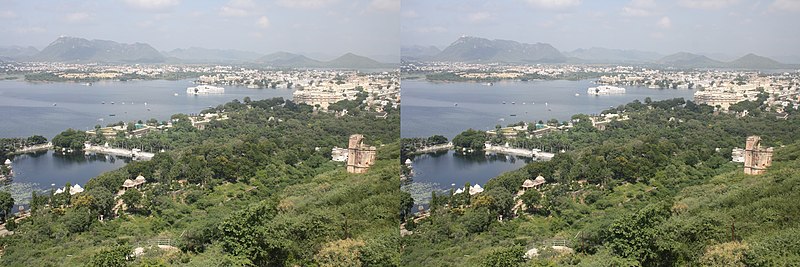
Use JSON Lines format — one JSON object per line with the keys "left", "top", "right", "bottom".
{"left": 402, "top": 0, "right": 800, "bottom": 58}
{"left": 0, "top": 0, "right": 399, "bottom": 58}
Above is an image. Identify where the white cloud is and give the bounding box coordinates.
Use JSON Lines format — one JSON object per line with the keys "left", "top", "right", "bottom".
{"left": 220, "top": 6, "right": 249, "bottom": 17}
{"left": 257, "top": 16, "right": 270, "bottom": 28}
{"left": 65, "top": 12, "right": 90, "bottom": 22}
{"left": 769, "top": 0, "right": 800, "bottom": 12}
{"left": 678, "top": 0, "right": 738, "bottom": 10}
{"left": 657, "top": 16, "right": 671, "bottom": 29}
{"left": 277, "top": 0, "right": 338, "bottom": 9}
{"left": 622, "top": 0, "right": 657, "bottom": 16}
{"left": 416, "top": 26, "right": 447, "bottom": 33}
{"left": 622, "top": 7, "right": 651, "bottom": 16}
{"left": 468, "top": 12, "right": 491, "bottom": 23}
{"left": 369, "top": 0, "right": 399, "bottom": 11}
{"left": 220, "top": 0, "right": 255, "bottom": 17}
{"left": 525, "top": 0, "right": 581, "bottom": 10}
{"left": 0, "top": 11, "right": 16, "bottom": 19}
{"left": 124, "top": 0, "right": 180, "bottom": 11}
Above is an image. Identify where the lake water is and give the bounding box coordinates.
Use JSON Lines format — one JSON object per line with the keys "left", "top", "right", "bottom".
{"left": 0, "top": 79, "right": 294, "bottom": 138}
{"left": 401, "top": 79, "right": 696, "bottom": 139}
{"left": 401, "top": 79, "right": 695, "bottom": 206}
{"left": 0, "top": 78, "right": 294, "bottom": 209}
{"left": 2, "top": 150, "right": 130, "bottom": 210}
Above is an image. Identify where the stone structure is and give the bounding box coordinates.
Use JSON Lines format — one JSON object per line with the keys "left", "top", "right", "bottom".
{"left": 346, "top": 134, "right": 377, "bottom": 174}
{"left": 743, "top": 136, "right": 773, "bottom": 175}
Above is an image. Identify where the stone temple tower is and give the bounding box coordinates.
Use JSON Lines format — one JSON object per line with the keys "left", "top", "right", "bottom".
{"left": 744, "top": 136, "right": 773, "bottom": 175}
{"left": 347, "top": 134, "right": 377, "bottom": 174}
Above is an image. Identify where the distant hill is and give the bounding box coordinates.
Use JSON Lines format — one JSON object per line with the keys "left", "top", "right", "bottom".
{"left": 0, "top": 46, "right": 39, "bottom": 61}
{"left": 257, "top": 52, "right": 322, "bottom": 67}
{"left": 324, "top": 52, "right": 389, "bottom": 68}
{"left": 726, "top": 53, "right": 787, "bottom": 69}
{"left": 564, "top": 47, "right": 662, "bottom": 63}
{"left": 257, "top": 52, "right": 392, "bottom": 69}
{"left": 433, "top": 36, "right": 566, "bottom": 63}
{"left": 163, "top": 47, "right": 262, "bottom": 63}
{"left": 32, "top": 36, "right": 164, "bottom": 63}
{"left": 657, "top": 52, "right": 724, "bottom": 68}
{"left": 401, "top": 45, "right": 442, "bottom": 61}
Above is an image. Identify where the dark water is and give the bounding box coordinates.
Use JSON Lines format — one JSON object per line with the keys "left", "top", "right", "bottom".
{"left": 401, "top": 79, "right": 695, "bottom": 205}
{"left": 401, "top": 79, "right": 696, "bottom": 139}
{"left": 0, "top": 79, "right": 294, "bottom": 138}
{"left": 403, "top": 150, "right": 533, "bottom": 207}
{"left": 2, "top": 150, "right": 129, "bottom": 210}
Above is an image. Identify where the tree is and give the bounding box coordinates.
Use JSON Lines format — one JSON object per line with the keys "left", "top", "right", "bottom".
{"left": 121, "top": 188, "right": 142, "bottom": 212}
{"left": 89, "top": 245, "right": 131, "bottom": 267}
{"left": 481, "top": 246, "right": 524, "bottom": 267}
{"left": 520, "top": 189, "right": 541, "bottom": 212}
{"left": 314, "top": 239, "right": 366, "bottom": 267}
{"left": 400, "top": 191, "right": 414, "bottom": 222}
{"left": 0, "top": 191, "right": 13, "bottom": 223}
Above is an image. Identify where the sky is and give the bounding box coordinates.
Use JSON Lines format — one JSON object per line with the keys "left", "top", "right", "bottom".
{"left": 402, "top": 0, "right": 800, "bottom": 60}
{"left": 0, "top": 0, "right": 399, "bottom": 59}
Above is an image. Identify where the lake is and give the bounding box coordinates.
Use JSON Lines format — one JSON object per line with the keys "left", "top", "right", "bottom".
{"left": 0, "top": 79, "right": 294, "bottom": 138}
{"left": 401, "top": 79, "right": 696, "bottom": 206}
{"left": 2, "top": 150, "right": 130, "bottom": 211}
{"left": 401, "top": 79, "right": 696, "bottom": 139}
{"left": 0, "top": 78, "right": 294, "bottom": 209}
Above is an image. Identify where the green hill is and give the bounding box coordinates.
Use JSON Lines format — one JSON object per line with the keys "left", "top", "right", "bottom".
{"left": 402, "top": 98, "right": 800, "bottom": 266}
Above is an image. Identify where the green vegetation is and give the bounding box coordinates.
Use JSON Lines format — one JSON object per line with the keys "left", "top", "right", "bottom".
{"left": 452, "top": 129, "right": 487, "bottom": 151}
{"left": 402, "top": 98, "right": 800, "bottom": 266}
{"left": 0, "top": 97, "right": 400, "bottom": 266}
{"left": 52, "top": 128, "right": 88, "bottom": 150}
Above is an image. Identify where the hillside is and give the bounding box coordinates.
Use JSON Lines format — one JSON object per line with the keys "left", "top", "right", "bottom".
{"left": 657, "top": 52, "right": 724, "bottom": 68}
{"left": 163, "top": 47, "right": 262, "bottom": 63}
{"left": 402, "top": 98, "right": 800, "bottom": 266}
{"left": 257, "top": 52, "right": 322, "bottom": 67}
{"left": 324, "top": 52, "right": 390, "bottom": 68}
{"left": 401, "top": 45, "right": 442, "bottom": 61}
{"left": 0, "top": 46, "right": 39, "bottom": 61}
{"left": 0, "top": 97, "right": 400, "bottom": 266}
{"left": 564, "top": 47, "right": 662, "bottom": 63}
{"left": 433, "top": 36, "right": 566, "bottom": 63}
{"left": 726, "top": 53, "right": 787, "bottom": 69}
{"left": 32, "top": 36, "right": 164, "bottom": 63}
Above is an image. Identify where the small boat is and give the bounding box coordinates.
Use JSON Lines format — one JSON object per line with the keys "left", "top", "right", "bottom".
{"left": 101, "top": 101, "right": 105, "bottom": 104}
{"left": 174, "top": 93, "right": 179, "bottom": 96}
{"left": 144, "top": 102, "right": 147, "bottom": 106}
{"left": 111, "top": 101, "right": 115, "bottom": 104}
{"left": 522, "top": 102, "right": 526, "bottom": 105}
{"left": 85, "top": 82, "right": 92, "bottom": 86}
{"left": 502, "top": 101, "right": 506, "bottom": 104}
{"left": 109, "top": 114, "right": 116, "bottom": 116}
{"left": 121, "top": 102, "right": 125, "bottom": 105}
{"left": 454, "top": 103, "right": 458, "bottom": 106}
{"left": 498, "top": 118, "right": 505, "bottom": 121}
{"left": 52, "top": 103, "right": 57, "bottom": 106}
{"left": 510, "top": 114, "right": 517, "bottom": 116}
{"left": 97, "top": 118, "right": 104, "bottom": 121}
{"left": 511, "top": 102, "right": 515, "bottom": 105}
{"left": 147, "top": 108, "right": 151, "bottom": 111}
{"left": 487, "top": 82, "right": 494, "bottom": 86}
{"left": 575, "top": 93, "right": 580, "bottom": 96}
{"left": 545, "top": 102, "right": 549, "bottom": 106}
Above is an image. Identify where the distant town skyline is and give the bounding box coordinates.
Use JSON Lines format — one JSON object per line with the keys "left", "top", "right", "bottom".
{"left": 402, "top": 0, "right": 800, "bottom": 60}
{"left": 0, "top": 0, "right": 399, "bottom": 59}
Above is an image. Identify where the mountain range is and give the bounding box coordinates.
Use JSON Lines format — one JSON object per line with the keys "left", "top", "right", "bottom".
{"left": 256, "top": 52, "right": 393, "bottom": 68}
{"left": 404, "top": 36, "right": 795, "bottom": 69}
{"left": 32, "top": 36, "right": 164, "bottom": 63}
{"left": 8, "top": 36, "right": 392, "bottom": 68}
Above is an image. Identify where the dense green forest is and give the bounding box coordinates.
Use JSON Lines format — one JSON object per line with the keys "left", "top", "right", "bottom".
{"left": 401, "top": 98, "right": 800, "bottom": 266}
{"left": 0, "top": 97, "right": 400, "bottom": 266}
